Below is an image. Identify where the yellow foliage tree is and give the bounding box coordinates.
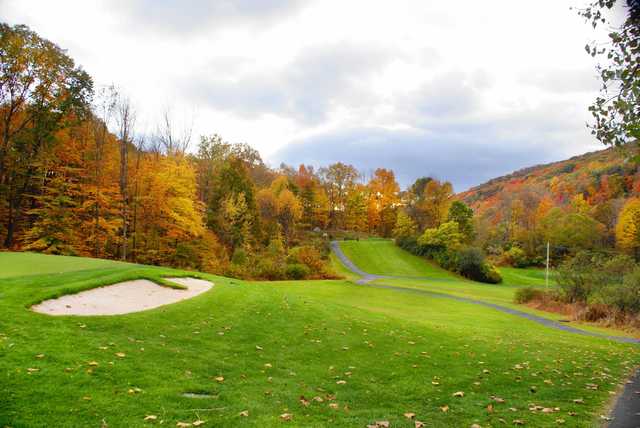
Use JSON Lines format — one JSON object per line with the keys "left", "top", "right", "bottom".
{"left": 616, "top": 198, "right": 640, "bottom": 258}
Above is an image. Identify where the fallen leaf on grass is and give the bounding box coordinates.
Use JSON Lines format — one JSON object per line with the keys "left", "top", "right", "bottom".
{"left": 280, "top": 413, "right": 292, "bottom": 421}
{"left": 573, "top": 398, "right": 584, "bottom": 404}
{"left": 336, "top": 380, "right": 347, "bottom": 385}
{"left": 299, "top": 396, "right": 310, "bottom": 407}
{"left": 513, "top": 420, "right": 525, "bottom": 425}
{"left": 143, "top": 415, "right": 157, "bottom": 421}
{"left": 176, "top": 423, "right": 191, "bottom": 428}
{"left": 27, "top": 368, "right": 39, "bottom": 373}
{"left": 404, "top": 412, "right": 415, "bottom": 419}
{"left": 255, "top": 345, "right": 263, "bottom": 351}
{"left": 214, "top": 376, "right": 224, "bottom": 383}
{"left": 329, "top": 403, "right": 339, "bottom": 409}
{"left": 115, "top": 352, "right": 125, "bottom": 358}
{"left": 415, "top": 421, "right": 425, "bottom": 428}
{"left": 35, "top": 354, "right": 45, "bottom": 359}
{"left": 372, "top": 422, "right": 389, "bottom": 428}
{"left": 239, "top": 410, "right": 249, "bottom": 417}
{"left": 471, "top": 424, "right": 482, "bottom": 428}
{"left": 453, "top": 391, "right": 464, "bottom": 397}
{"left": 440, "top": 405, "right": 449, "bottom": 412}
{"left": 192, "top": 420, "right": 205, "bottom": 427}
{"left": 88, "top": 361, "right": 99, "bottom": 367}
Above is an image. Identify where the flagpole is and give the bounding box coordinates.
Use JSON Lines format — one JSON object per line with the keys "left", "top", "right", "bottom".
{"left": 545, "top": 241, "right": 550, "bottom": 288}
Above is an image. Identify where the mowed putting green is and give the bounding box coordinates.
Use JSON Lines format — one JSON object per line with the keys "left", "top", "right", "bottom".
{"left": 1, "top": 252, "right": 638, "bottom": 427}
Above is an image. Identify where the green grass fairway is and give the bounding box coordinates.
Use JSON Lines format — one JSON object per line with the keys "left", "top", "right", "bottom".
{"left": 338, "top": 240, "right": 452, "bottom": 278}
{"left": 1, "top": 251, "right": 638, "bottom": 427}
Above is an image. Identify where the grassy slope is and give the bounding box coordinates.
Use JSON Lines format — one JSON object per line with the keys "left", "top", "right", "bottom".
{"left": 338, "top": 240, "right": 452, "bottom": 278}
{"left": 338, "top": 240, "right": 637, "bottom": 338}
{"left": 1, "top": 252, "right": 638, "bottom": 427}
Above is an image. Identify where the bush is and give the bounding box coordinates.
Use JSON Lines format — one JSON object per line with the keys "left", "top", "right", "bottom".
{"left": 254, "top": 257, "right": 286, "bottom": 280}
{"left": 456, "top": 247, "right": 502, "bottom": 283}
{"left": 481, "top": 263, "right": 503, "bottom": 284}
{"left": 514, "top": 287, "right": 544, "bottom": 304}
{"left": 288, "top": 245, "right": 324, "bottom": 273}
{"left": 231, "top": 248, "right": 248, "bottom": 265}
{"left": 603, "top": 267, "right": 640, "bottom": 313}
{"left": 502, "top": 246, "right": 529, "bottom": 268}
{"left": 457, "top": 247, "right": 485, "bottom": 279}
{"left": 556, "top": 251, "right": 633, "bottom": 304}
{"left": 286, "top": 263, "right": 310, "bottom": 280}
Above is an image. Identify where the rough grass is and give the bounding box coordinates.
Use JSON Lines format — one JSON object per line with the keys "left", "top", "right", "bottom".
{"left": 0, "top": 251, "right": 638, "bottom": 427}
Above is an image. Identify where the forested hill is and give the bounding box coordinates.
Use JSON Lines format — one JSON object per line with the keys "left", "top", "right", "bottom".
{"left": 456, "top": 145, "right": 640, "bottom": 254}
{"left": 459, "top": 145, "right": 639, "bottom": 211}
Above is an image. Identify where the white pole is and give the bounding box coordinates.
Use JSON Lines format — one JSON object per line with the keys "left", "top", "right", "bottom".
{"left": 545, "top": 241, "right": 550, "bottom": 288}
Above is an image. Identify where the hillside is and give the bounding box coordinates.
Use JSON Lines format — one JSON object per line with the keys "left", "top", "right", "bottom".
{"left": 459, "top": 146, "right": 639, "bottom": 210}
{"left": 456, "top": 145, "right": 640, "bottom": 252}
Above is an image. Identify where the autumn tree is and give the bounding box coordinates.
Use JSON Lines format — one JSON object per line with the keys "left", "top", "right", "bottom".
{"left": 393, "top": 210, "right": 418, "bottom": 240}
{"left": 447, "top": 201, "right": 475, "bottom": 243}
{"left": 207, "top": 156, "right": 260, "bottom": 251}
{"left": 21, "top": 127, "right": 86, "bottom": 255}
{"left": 114, "top": 93, "right": 135, "bottom": 260}
{"left": 345, "top": 184, "right": 368, "bottom": 232}
{"left": 407, "top": 177, "right": 453, "bottom": 230}
{"left": 616, "top": 198, "right": 640, "bottom": 258}
{"left": 320, "top": 162, "right": 359, "bottom": 229}
{"left": 578, "top": 0, "right": 640, "bottom": 147}
{"left": 418, "top": 221, "right": 463, "bottom": 251}
{"left": 367, "top": 168, "right": 400, "bottom": 236}
{"left": 540, "top": 208, "right": 605, "bottom": 253}
{"left": 0, "top": 23, "right": 93, "bottom": 247}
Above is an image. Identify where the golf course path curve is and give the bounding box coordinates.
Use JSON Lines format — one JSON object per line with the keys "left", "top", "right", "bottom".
{"left": 331, "top": 240, "right": 640, "bottom": 427}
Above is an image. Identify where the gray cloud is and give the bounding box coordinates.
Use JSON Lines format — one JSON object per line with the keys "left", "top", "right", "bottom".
{"left": 410, "top": 72, "right": 482, "bottom": 119}
{"left": 272, "top": 102, "right": 593, "bottom": 192}
{"left": 520, "top": 68, "right": 600, "bottom": 93}
{"left": 114, "top": 0, "right": 305, "bottom": 35}
{"left": 185, "top": 43, "right": 397, "bottom": 123}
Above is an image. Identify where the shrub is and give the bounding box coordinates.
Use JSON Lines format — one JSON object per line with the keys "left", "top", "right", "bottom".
{"left": 481, "top": 263, "right": 503, "bottom": 284}
{"left": 502, "top": 246, "right": 529, "bottom": 268}
{"left": 286, "top": 263, "right": 310, "bottom": 280}
{"left": 556, "top": 252, "right": 632, "bottom": 304}
{"left": 457, "top": 247, "right": 485, "bottom": 279}
{"left": 456, "top": 247, "right": 502, "bottom": 283}
{"left": 514, "top": 287, "right": 544, "bottom": 304}
{"left": 604, "top": 267, "right": 640, "bottom": 313}
{"left": 288, "top": 245, "right": 324, "bottom": 273}
{"left": 231, "top": 248, "right": 248, "bottom": 265}
{"left": 254, "top": 257, "right": 286, "bottom": 280}
{"left": 556, "top": 251, "right": 601, "bottom": 303}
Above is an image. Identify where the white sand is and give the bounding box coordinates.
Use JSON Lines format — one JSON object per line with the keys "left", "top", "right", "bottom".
{"left": 32, "top": 277, "right": 213, "bottom": 316}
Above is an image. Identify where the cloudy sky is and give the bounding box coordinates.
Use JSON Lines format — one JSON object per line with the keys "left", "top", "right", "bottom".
{"left": 2, "top": 0, "right": 618, "bottom": 191}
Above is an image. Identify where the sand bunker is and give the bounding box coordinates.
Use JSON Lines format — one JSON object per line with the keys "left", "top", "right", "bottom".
{"left": 32, "top": 277, "right": 213, "bottom": 316}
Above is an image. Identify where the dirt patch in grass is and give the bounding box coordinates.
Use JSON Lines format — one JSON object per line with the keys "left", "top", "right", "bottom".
{"left": 32, "top": 277, "right": 213, "bottom": 316}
